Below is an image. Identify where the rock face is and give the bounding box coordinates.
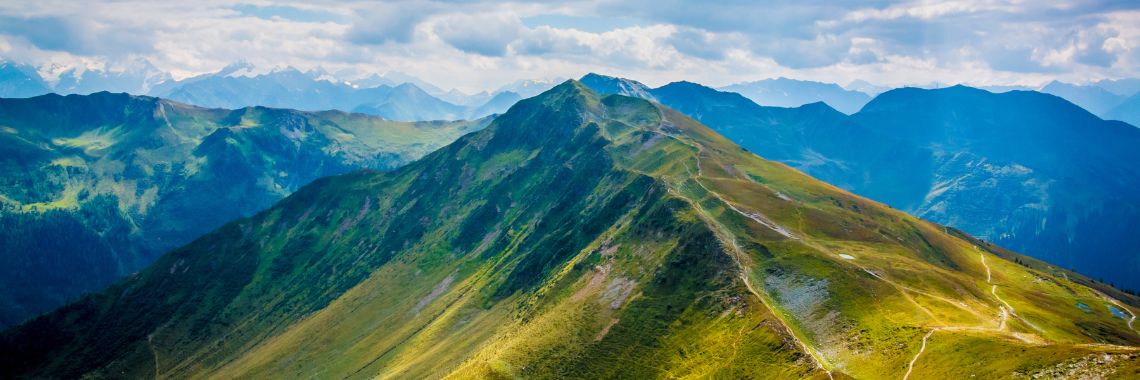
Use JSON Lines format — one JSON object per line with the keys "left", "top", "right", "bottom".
{"left": 0, "top": 92, "right": 488, "bottom": 328}
{"left": 4, "top": 81, "right": 1139, "bottom": 379}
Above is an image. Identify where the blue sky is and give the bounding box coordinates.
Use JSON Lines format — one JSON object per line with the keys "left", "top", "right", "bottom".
{"left": 0, "top": 0, "right": 1138, "bottom": 92}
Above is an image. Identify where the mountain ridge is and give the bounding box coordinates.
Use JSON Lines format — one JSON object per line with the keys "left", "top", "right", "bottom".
{"left": 4, "top": 81, "right": 1140, "bottom": 379}
{"left": 581, "top": 73, "right": 1140, "bottom": 292}
{"left": 0, "top": 91, "right": 489, "bottom": 329}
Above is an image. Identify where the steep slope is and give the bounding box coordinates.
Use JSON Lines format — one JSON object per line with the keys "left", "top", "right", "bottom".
{"left": 722, "top": 77, "right": 872, "bottom": 114}
{"left": 4, "top": 82, "right": 1140, "bottom": 379}
{"left": 853, "top": 86, "right": 1140, "bottom": 289}
{"left": 648, "top": 81, "right": 932, "bottom": 209}
{"left": 1106, "top": 92, "right": 1140, "bottom": 128}
{"left": 0, "top": 92, "right": 488, "bottom": 328}
{"left": 586, "top": 75, "right": 1140, "bottom": 292}
{"left": 583, "top": 76, "right": 932, "bottom": 212}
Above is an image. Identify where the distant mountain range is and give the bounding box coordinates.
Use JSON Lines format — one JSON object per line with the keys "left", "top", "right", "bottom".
{"left": 0, "top": 92, "right": 489, "bottom": 328}
{"left": 0, "top": 60, "right": 520, "bottom": 122}
{"left": 6, "top": 80, "right": 1140, "bottom": 379}
{"left": 148, "top": 65, "right": 517, "bottom": 121}
{"left": 5, "top": 58, "right": 1137, "bottom": 127}
{"left": 1040, "top": 80, "right": 1127, "bottom": 116}
{"left": 1032, "top": 79, "right": 1140, "bottom": 127}
{"left": 721, "top": 77, "right": 873, "bottom": 114}
{"left": 582, "top": 73, "right": 1140, "bottom": 291}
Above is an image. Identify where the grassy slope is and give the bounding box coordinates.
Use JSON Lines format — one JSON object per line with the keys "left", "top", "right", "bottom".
{"left": 3, "top": 83, "right": 1139, "bottom": 379}
{"left": 0, "top": 93, "right": 487, "bottom": 328}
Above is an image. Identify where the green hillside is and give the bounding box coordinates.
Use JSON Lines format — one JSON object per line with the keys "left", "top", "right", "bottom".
{"left": 4, "top": 82, "right": 1139, "bottom": 379}
{"left": 0, "top": 92, "right": 488, "bottom": 328}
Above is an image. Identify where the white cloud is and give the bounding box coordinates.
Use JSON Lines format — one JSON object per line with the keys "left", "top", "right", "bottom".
{"left": 0, "top": 0, "right": 1137, "bottom": 93}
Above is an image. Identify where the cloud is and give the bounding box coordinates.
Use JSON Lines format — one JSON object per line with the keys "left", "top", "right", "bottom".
{"left": 432, "top": 12, "right": 523, "bottom": 56}
{"left": 0, "top": 0, "right": 1138, "bottom": 93}
{"left": 666, "top": 27, "right": 745, "bottom": 61}
{"left": 0, "top": 14, "right": 155, "bottom": 55}
{"left": 345, "top": 2, "right": 437, "bottom": 45}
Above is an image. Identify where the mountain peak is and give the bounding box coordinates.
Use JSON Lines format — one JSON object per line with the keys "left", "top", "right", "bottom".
{"left": 578, "top": 73, "right": 656, "bottom": 100}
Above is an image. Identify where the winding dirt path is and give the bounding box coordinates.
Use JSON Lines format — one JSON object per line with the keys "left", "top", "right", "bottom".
{"left": 650, "top": 124, "right": 1052, "bottom": 379}
{"left": 1096, "top": 291, "right": 1138, "bottom": 335}
{"left": 979, "top": 250, "right": 1044, "bottom": 333}
{"left": 978, "top": 252, "right": 1008, "bottom": 330}
{"left": 903, "top": 330, "right": 935, "bottom": 380}
{"left": 148, "top": 333, "right": 161, "bottom": 379}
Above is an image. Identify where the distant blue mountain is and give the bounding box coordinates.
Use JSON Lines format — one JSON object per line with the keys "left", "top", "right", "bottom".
{"left": 0, "top": 61, "right": 50, "bottom": 98}
{"left": 1095, "top": 78, "right": 1140, "bottom": 97}
{"left": 844, "top": 79, "right": 890, "bottom": 96}
{"left": 0, "top": 59, "right": 505, "bottom": 121}
{"left": 853, "top": 86, "right": 1140, "bottom": 288}
{"left": 720, "top": 77, "right": 872, "bottom": 114}
{"left": 1106, "top": 92, "right": 1140, "bottom": 128}
{"left": 1040, "top": 80, "right": 1125, "bottom": 116}
{"left": 149, "top": 68, "right": 506, "bottom": 121}
{"left": 465, "top": 90, "right": 521, "bottom": 117}
{"left": 583, "top": 73, "right": 1140, "bottom": 291}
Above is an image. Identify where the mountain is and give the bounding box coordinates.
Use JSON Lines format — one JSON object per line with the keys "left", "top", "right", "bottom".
{"left": 583, "top": 74, "right": 930, "bottom": 209}
{"left": 0, "top": 59, "right": 513, "bottom": 121}
{"left": 4, "top": 81, "right": 1140, "bottom": 379}
{"left": 493, "top": 77, "right": 566, "bottom": 98}
{"left": 647, "top": 81, "right": 932, "bottom": 207}
{"left": 721, "top": 77, "right": 872, "bottom": 114}
{"left": 852, "top": 86, "right": 1140, "bottom": 289}
{"left": 579, "top": 73, "right": 656, "bottom": 100}
{"left": 980, "top": 85, "right": 1034, "bottom": 93}
{"left": 582, "top": 74, "right": 1140, "bottom": 292}
{"left": 1106, "top": 92, "right": 1140, "bottom": 127}
{"left": 0, "top": 61, "right": 50, "bottom": 98}
{"left": 434, "top": 88, "right": 494, "bottom": 106}
{"left": 351, "top": 83, "right": 467, "bottom": 121}
{"left": 465, "top": 90, "right": 521, "bottom": 117}
{"left": 151, "top": 68, "right": 490, "bottom": 121}
{"left": 0, "top": 92, "right": 488, "bottom": 328}
{"left": 52, "top": 59, "right": 171, "bottom": 95}
{"left": 844, "top": 79, "right": 890, "bottom": 96}
{"left": 1040, "top": 80, "right": 1124, "bottom": 116}
{"left": 1095, "top": 78, "right": 1140, "bottom": 97}
{"left": 0, "top": 59, "right": 169, "bottom": 97}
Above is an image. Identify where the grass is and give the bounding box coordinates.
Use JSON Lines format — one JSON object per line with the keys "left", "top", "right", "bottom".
{"left": 5, "top": 83, "right": 1140, "bottom": 379}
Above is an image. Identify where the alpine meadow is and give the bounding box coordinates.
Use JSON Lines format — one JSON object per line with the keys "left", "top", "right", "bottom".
{"left": 3, "top": 1, "right": 1140, "bottom": 379}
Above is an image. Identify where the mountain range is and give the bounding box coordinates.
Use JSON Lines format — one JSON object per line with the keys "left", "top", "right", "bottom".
{"left": 0, "top": 60, "right": 520, "bottom": 122}
{"left": 0, "top": 92, "right": 488, "bottom": 329}
{"left": 148, "top": 66, "right": 514, "bottom": 121}
{"left": 721, "top": 77, "right": 873, "bottom": 114}
{"left": 4, "top": 81, "right": 1140, "bottom": 379}
{"left": 581, "top": 73, "right": 1140, "bottom": 292}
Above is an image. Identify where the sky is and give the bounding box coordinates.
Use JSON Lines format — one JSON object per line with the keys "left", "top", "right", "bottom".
{"left": 1, "top": 0, "right": 1138, "bottom": 93}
